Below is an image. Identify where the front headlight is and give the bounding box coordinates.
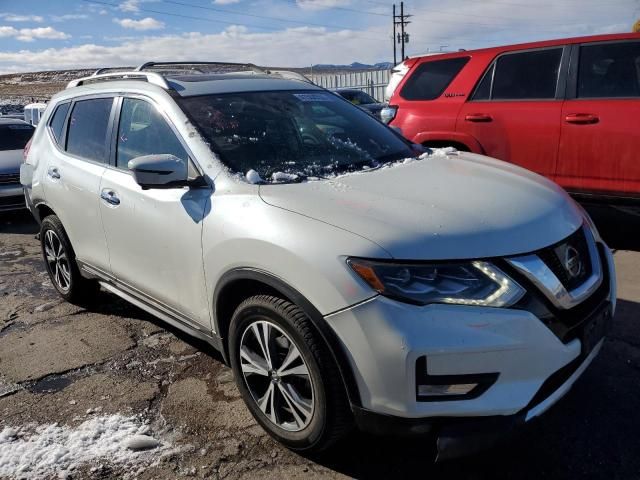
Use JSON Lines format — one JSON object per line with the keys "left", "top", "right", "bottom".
{"left": 347, "top": 258, "right": 524, "bottom": 307}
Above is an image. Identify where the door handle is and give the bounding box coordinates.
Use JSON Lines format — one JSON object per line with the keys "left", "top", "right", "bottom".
{"left": 465, "top": 114, "right": 493, "bottom": 122}
{"left": 565, "top": 113, "right": 599, "bottom": 125}
{"left": 47, "top": 167, "right": 60, "bottom": 180}
{"left": 100, "top": 189, "right": 120, "bottom": 206}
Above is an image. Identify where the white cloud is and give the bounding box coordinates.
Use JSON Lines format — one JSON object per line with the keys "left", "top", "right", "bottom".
{"left": 0, "top": 26, "right": 18, "bottom": 38}
{"left": 0, "top": 26, "right": 389, "bottom": 72}
{"left": 119, "top": 0, "right": 142, "bottom": 12}
{"left": 0, "top": 25, "right": 70, "bottom": 42}
{"left": 115, "top": 17, "right": 165, "bottom": 30}
{"left": 213, "top": 0, "right": 241, "bottom": 4}
{"left": 118, "top": 0, "right": 158, "bottom": 12}
{"left": 51, "top": 14, "right": 90, "bottom": 22}
{"left": 0, "top": 13, "right": 44, "bottom": 22}
{"left": 296, "top": 0, "right": 351, "bottom": 11}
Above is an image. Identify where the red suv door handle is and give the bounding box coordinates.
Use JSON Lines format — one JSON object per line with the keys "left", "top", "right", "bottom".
{"left": 465, "top": 114, "right": 492, "bottom": 122}
{"left": 565, "top": 113, "right": 599, "bottom": 125}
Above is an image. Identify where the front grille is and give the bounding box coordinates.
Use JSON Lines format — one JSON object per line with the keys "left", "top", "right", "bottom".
{"left": 0, "top": 173, "right": 20, "bottom": 186}
{"left": 506, "top": 244, "right": 610, "bottom": 343}
{"left": 537, "top": 227, "right": 592, "bottom": 292}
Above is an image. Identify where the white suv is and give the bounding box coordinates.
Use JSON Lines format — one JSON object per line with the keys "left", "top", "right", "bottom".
{"left": 21, "top": 63, "right": 616, "bottom": 459}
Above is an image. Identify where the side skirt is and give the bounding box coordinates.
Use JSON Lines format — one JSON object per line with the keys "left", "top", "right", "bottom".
{"left": 78, "top": 261, "right": 224, "bottom": 354}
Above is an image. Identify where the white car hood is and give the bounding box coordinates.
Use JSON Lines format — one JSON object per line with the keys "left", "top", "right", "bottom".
{"left": 0, "top": 149, "right": 22, "bottom": 175}
{"left": 259, "top": 152, "right": 584, "bottom": 260}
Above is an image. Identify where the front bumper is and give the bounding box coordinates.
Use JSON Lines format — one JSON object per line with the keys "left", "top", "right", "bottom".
{"left": 0, "top": 184, "right": 26, "bottom": 211}
{"left": 350, "top": 339, "right": 604, "bottom": 460}
{"left": 324, "top": 243, "right": 616, "bottom": 431}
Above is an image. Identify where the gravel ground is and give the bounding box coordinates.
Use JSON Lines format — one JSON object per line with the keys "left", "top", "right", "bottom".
{"left": 1, "top": 208, "right": 639, "bottom": 479}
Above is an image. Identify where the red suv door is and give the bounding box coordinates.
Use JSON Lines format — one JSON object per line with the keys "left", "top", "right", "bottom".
{"left": 456, "top": 47, "right": 568, "bottom": 179}
{"left": 557, "top": 40, "right": 640, "bottom": 199}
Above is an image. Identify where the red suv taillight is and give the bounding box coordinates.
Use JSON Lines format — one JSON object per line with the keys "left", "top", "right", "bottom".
{"left": 23, "top": 138, "right": 32, "bottom": 162}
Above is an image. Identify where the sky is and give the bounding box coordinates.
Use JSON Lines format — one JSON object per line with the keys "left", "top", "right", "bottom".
{"left": 0, "top": 0, "right": 638, "bottom": 73}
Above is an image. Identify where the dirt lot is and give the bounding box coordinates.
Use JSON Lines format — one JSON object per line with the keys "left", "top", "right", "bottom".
{"left": 1, "top": 208, "right": 639, "bottom": 480}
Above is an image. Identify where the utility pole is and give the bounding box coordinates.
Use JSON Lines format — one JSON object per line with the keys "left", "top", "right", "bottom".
{"left": 393, "top": 4, "right": 397, "bottom": 66}
{"left": 392, "top": 2, "right": 411, "bottom": 65}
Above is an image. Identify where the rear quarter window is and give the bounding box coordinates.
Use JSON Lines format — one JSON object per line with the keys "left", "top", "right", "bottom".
{"left": 48, "top": 102, "right": 70, "bottom": 147}
{"left": 400, "top": 57, "right": 470, "bottom": 101}
{"left": 0, "top": 124, "right": 35, "bottom": 151}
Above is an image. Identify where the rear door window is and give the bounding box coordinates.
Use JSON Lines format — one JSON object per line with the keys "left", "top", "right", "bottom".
{"left": 66, "top": 98, "right": 114, "bottom": 163}
{"left": 0, "top": 124, "right": 34, "bottom": 150}
{"left": 577, "top": 41, "right": 640, "bottom": 98}
{"left": 116, "top": 98, "right": 188, "bottom": 170}
{"left": 400, "top": 57, "right": 469, "bottom": 100}
{"left": 491, "top": 48, "right": 563, "bottom": 100}
{"left": 48, "top": 102, "right": 70, "bottom": 147}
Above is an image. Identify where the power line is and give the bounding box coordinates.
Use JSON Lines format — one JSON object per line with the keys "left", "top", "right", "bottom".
{"left": 160, "top": 0, "right": 372, "bottom": 32}
{"left": 281, "top": 0, "right": 387, "bottom": 17}
{"left": 82, "top": 0, "right": 385, "bottom": 40}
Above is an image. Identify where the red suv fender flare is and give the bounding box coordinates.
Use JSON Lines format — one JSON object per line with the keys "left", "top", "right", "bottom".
{"left": 413, "top": 131, "right": 484, "bottom": 154}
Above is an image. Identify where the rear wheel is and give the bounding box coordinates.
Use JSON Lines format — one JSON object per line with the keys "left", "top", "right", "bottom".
{"left": 229, "top": 295, "right": 351, "bottom": 452}
{"left": 40, "top": 215, "right": 100, "bottom": 305}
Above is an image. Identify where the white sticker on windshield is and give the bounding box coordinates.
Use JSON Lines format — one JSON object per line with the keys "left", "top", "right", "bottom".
{"left": 293, "top": 93, "right": 335, "bottom": 102}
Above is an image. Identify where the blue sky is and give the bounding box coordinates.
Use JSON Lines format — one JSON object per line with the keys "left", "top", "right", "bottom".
{"left": 0, "top": 0, "right": 638, "bottom": 72}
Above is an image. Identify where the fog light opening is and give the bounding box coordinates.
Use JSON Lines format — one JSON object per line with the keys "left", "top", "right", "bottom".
{"left": 415, "top": 356, "right": 499, "bottom": 402}
{"left": 418, "top": 383, "right": 478, "bottom": 397}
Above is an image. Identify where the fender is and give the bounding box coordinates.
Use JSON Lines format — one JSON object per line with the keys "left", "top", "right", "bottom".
{"left": 413, "top": 131, "right": 484, "bottom": 154}
{"left": 32, "top": 200, "right": 55, "bottom": 225}
{"left": 213, "top": 267, "right": 362, "bottom": 407}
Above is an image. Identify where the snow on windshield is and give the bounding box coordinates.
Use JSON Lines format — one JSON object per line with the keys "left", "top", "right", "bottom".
{"left": 245, "top": 147, "right": 458, "bottom": 184}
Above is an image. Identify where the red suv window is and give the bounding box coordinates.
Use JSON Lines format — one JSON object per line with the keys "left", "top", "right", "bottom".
{"left": 400, "top": 57, "right": 469, "bottom": 101}
{"left": 472, "top": 48, "right": 563, "bottom": 101}
{"left": 577, "top": 41, "right": 640, "bottom": 98}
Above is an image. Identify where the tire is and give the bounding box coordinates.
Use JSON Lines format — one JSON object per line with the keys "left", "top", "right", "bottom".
{"left": 40, "top": 214, "right": 100, "bottom": 305}
{"left": 229, "top": 295, "right": 351, "bottom": 452}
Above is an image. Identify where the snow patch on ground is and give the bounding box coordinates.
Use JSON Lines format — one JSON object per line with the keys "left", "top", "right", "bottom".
{"left": 0, "top": 415, "right": 171, "bottom": 479}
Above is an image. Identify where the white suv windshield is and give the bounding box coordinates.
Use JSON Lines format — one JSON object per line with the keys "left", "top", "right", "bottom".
{"left": 178, "top": 90, "right": 414, "bottom": 180}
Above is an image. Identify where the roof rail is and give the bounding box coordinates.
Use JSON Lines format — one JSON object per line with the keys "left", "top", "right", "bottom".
{"left": 66, "top": 71, "right": 171, "bottom": 90}
{"left": 93, "top": 67, "right": 133, "bottom": 76}
{"left": 135, "top": 61, "right": 266, "bottom": 74}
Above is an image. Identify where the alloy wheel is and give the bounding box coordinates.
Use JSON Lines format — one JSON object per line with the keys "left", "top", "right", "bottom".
{"left": 239, "top": 320, "right": 315, "bottom": 432}
{"left": 44, "top": 229, "right": 71, "bottom": 292}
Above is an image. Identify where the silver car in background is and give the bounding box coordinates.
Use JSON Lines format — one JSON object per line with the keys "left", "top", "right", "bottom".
{"left": 1, "top": 118, "right": 34, "bottom": 211}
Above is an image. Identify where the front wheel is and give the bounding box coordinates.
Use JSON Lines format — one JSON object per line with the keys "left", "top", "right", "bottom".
{"left": 229, "top": 295, "right": 351, "bottom": 452}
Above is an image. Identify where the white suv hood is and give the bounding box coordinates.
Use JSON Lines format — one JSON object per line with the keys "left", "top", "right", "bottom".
{"left": 259, "top": 152, "right": 584, "bottom": 260}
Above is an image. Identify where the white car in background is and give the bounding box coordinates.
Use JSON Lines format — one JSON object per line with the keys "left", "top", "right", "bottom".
{"left": 23, "top": 103, "right": 47, "bottom": 126}
{"left": 1, "top": 118, "right": 34, "bottom": 211}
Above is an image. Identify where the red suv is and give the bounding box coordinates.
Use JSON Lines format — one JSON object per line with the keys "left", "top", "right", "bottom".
{"left": 385, "top": 33, "right": 640, "bottom": 203}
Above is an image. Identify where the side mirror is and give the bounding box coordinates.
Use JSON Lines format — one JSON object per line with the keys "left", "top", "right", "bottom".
{"left": 128, "top": 154, "right": 189, "bottom": 190}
